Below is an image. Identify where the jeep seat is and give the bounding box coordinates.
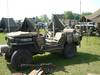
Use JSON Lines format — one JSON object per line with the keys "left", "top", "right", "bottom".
{"left": 45, "top": 32, "right": 62, "bottom": 43}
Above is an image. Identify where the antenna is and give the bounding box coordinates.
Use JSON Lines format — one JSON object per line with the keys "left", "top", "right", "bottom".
{"left": 52, "top": 15, "right": 55, "bottom": 39}
{"left": 7, "top": 0, "right": 10, "bottom": 32}
{"left": 80, "top": 0, "right": 81, "bottom": 16}
{"left": 80, "top": 0, "right": 89, "bottom": 44}
{"left": 80, "top": 0, "right": 82, "bottom": 34}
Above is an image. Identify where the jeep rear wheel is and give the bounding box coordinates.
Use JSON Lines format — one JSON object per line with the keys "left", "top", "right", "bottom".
{"left": 64, "top": 43, "right": 77, "bottom": 58}
{"left": 11, "top": 49, "right": 33, "bottom": 70}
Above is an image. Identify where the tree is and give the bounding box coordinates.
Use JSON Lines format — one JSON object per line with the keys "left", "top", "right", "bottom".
{"left": 82, "top": 12, "right": 92, "bottom": 16}
{"left": 39, "top": 14, "right": 49, "bottom": 23}
{"left": 73, "top": 13, "right": 80, "bottom": 20}
{"left": 64, "top": 11, "right": 74, "bottom": 19}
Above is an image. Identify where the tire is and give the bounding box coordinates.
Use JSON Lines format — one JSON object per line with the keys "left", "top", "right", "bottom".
{"left": 11, "top": 49, "right": 33, "bottom": 70}
{"left": 64, "top": 43, "right": 77, "bottom": 58}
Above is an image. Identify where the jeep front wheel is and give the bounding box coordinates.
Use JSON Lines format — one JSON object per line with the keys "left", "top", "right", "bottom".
{"left": 11, "top": 49, "right": 33, "bottom": 70}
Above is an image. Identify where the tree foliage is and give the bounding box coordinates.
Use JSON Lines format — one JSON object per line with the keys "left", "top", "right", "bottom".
{"left": 73, "top": 13, "right": 80, "bottom": 20}
{"left": 64, "top": 11, "right": 92, "bottom": 20}
{"left": 39, "top": 14, "right": 49, "bottom": 23}
{"left": 82, "top": 12, "right": 92, "bottom": 16}
{"left": 64, "top": 11, "right": 74, "bottom": 19}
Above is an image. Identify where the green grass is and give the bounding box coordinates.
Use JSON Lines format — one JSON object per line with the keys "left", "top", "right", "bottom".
{"left": 0, "top": 32, "right": 6, "bottom": 44}
{"left": 0, "top": 36, "right": 100, "bottom": 75}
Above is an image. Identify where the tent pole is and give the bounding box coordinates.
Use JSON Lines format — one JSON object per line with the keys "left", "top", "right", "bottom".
{"left": 7, "top": 0, "right": 10, "bottom": 32}
{"left": 80, "top": 0, "right": 82, "bottom": 34}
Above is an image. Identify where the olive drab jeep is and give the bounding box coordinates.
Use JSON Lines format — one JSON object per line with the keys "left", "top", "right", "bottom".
{"left": 4, "top": 15, "right": 82, "bottom": 70}
{"left": 4, "top": 27, "right": 82, "bottom": 70}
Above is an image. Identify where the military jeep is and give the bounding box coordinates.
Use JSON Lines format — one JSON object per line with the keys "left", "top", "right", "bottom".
{"left": 4, "top": 27, "right": 82, "bottom": 70}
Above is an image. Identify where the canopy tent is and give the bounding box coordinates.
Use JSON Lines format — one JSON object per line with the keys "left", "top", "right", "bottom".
{"left": 20, "top": 18, "right": 36, "bottom": 32}
{"left": 85, "top": 9, "right": 100, "bottom": 34}
{"left": 48, "top": 14, "right": 65, "bottom": 32}
{"left": 86, "top": 9, "right": 100, "bottom": 23}
{"left": 0, "top": 18, "right": 19, "bottom": 32}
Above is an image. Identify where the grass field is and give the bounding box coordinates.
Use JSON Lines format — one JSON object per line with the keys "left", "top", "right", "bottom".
{"left": 0, "top": 34, "right": 100, "bottom": 75}
{"left": 0, "top": 32, "right": 6, "bottom": 44}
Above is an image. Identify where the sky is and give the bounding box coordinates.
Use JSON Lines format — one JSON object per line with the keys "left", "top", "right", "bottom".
{"left": 0, "top": 0, "right": 100, "bottom": 20}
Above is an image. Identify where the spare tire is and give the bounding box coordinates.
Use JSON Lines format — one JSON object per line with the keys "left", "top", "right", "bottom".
{"left": 11, "top": 49, "right": 33, "bottom": 70}
{"left": 64, "top": 43, "right": 77, "bottom": 58}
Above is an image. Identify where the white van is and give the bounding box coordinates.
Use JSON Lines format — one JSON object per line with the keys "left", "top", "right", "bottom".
{"left": 75, "top": 22, "right": 96, "bottom": 31}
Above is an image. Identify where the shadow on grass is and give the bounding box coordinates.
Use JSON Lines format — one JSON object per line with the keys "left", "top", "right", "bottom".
{"left": 7, "top": 63, "right": 33, "bottom": 74}
{"left": 7, "top": 52, "right": 100, "bottom": 74}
